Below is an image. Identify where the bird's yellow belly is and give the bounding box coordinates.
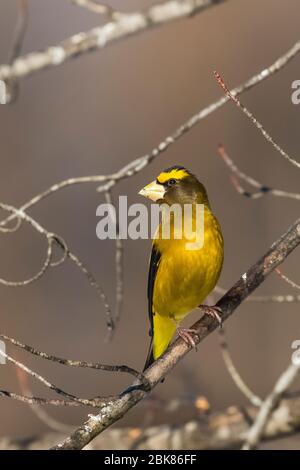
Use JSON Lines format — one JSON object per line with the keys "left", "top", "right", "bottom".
{"left": 153, "top": 218, "right": 223, "bottom": 321}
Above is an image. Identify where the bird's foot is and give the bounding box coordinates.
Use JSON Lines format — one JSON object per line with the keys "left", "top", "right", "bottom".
{"left": 199, "top": 305, "right": 223, "bottom": 326}
{"left": 176, "top": 327, "right": 198, "bottom": 350}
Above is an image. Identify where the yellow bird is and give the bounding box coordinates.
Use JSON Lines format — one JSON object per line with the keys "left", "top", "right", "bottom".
{"left": 139, "top": 166, "right": 224, "bottom": 370}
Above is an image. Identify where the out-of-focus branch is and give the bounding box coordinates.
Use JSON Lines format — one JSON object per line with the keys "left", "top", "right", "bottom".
{"left": 3, "top": 389, "right": 300, "bottom": 449}
{"left": 8, "top": 0, "right": 29, "bottom": 63}
{"left": 0, "top": 0, "right": 229, "bottom": 82}
{"left": 70, "top": 0, "right": 121, "bottom": 18}
{"left": 52, "top": 218, "right": 300, "bottom": 450}
{"left": 16, "top": 368, "right": 75, "bottom": 433}
{"left": 275, "top": 268, "right": 300, "bottom": 291}
{"left": 215, "top": 285, "right": 300, "bottom": 303}
{"left": 4, "top": 0, "right": 29, "bottom": 103}
{"left": 218, "top": 328, "right": 262, "bottom": 407}
{"left": 242, "top": 361, "right": 300, "bottom": 450}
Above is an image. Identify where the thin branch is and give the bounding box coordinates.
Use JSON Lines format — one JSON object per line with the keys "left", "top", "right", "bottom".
{"left": 214, "top": 285, "right": 300, "bottom": 303}
{"left": 0, "top": 234, "right": 53, "bottom": 286}
{"left": 8, "top": 0, "right": 29, "bottom": 63}
{"left": 218, "top": 144, "right": 300, "bottom": 201}
{"left": 4, "top": 0, "right": 29, "bottom": 103}
{"left": 104, "top": 190, "right": 124, "bottom": 341}
{"left": 0, "top": 0, "right": 229, "bottom": 82}
{"left": 65, "top": 247, "right": 114, "bottom": 332}
{"left": 0, "top": 202, "right": 114, "bottom": 333}
{"left": 52, "top": 217, "right": 300, "bottom": 449}
{"left": 94, "top": 39, "right": 300, "bottom": 193}
{"left": 218, "top": 328, "right": 262, "bottom": 407}
{"left": 0, "top": 176, "right": 109, "bottom": 228}
{"left": 275, "top": 268, "right": 300, "bottom": 291}
{"left": 0, "top": 348, "right": 104, "bottom": 407}
{"left": 22, "top": 398, "right": 75, "bottom": 430}
{"left": 214, "top": 72, "right": 300, "bottom": 169}
{"left": 247, "top": 293, "right": 300, "bottom": 303}
{"left": 0, "top": 332, "right": 150, "bottom": 389}
{"left": 16, "top": 368, "right": 75, "bottom": 433}
{"left": 0, "top": 347, "right": 122, "bottom": 410}
{"left": 242, "top": 361, "right": 300, "bottom": 450}
{"left": 0, "top": 390, "right": 80, "bottom": 407}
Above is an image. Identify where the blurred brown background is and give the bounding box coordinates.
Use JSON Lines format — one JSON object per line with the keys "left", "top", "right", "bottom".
{"left": 0, "top": 0, "right": 299, "bottom": 449}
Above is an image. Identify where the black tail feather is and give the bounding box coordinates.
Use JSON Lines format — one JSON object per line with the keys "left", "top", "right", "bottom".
{"left": 143, "top": 338, "right": 154, "bottom": 372}
{"left": 143, "top": 338, "right": 165, "bottom": 383}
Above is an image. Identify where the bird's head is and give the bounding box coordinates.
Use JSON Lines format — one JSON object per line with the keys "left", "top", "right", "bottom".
{"left": 139, "top": 166, "right": 209, "bottom": 206}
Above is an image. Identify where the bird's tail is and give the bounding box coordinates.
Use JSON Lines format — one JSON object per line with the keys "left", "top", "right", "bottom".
{"left": 143, "top": 314, "right": 177, "bottom": 372}
{"left": 143, "top": 337, "right": 155, "bottom": 372}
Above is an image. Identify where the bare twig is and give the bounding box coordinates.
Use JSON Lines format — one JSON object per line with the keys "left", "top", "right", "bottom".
{"left": 218, "top": 144, "right": 300, "bottom": 201}
{"left": 242, "top": 361, "right": 300, "bottom": 450}
{"left": 0, "top": 348, "right": 103, "bottom": 407}
{"left": 0, "top": 332, "right": 150, "bottom": 389}
{"left": 214, "top": 285, "right": 300, "bottom": 303}
{"left": 214, "top": 72, "right": 300, "bottom": 169}
{"left": 275, "top": 268, "right": 300, "bottom": 291}
{"left": 218, "top": 328, "right": 262, "bottom": 407}
{"left": 0, "top": 390, "right": 80, "bottom": 407}
{"left": 104, "top": 191, "right": 124, "bottom": 341}
{"left": 52, "top": 218, "right": 300, "bottom": 449}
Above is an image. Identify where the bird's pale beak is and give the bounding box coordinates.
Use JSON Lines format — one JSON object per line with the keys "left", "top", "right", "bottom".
{"left": 138, "top": 180, "right": 165, "bottom": 202}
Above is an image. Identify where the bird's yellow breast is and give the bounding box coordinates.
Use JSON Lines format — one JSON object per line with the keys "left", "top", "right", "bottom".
{"left": 152, "top": 208, "right": 223, "bottom": 321}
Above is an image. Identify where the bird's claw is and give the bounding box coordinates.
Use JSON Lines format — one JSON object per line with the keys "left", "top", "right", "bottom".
{"left": 199, "top": 305, "right": 223, "bottom": 327}
{"left": 177, "top": 327, "right": 198, "bottom": 350}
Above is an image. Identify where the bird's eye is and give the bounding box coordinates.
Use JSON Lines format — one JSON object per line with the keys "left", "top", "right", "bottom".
{"left": 167, "top": 179, "right": 177, "bottom": 187}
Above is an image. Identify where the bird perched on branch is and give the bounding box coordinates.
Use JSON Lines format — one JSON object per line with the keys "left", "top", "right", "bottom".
{"left": 139, "top": 166, "right": 224, "bottom": 371}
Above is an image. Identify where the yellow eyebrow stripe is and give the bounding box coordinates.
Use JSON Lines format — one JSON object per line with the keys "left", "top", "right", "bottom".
{"left": 157, "top": 169, "right": 189, "bottom": 184}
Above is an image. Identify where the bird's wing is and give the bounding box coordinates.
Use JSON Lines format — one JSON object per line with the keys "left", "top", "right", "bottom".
{"left": 147, "top": 243, "right": 161, "bottom": 336}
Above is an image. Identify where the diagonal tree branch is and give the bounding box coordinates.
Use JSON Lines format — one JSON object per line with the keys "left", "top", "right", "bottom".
{"left": 0, "top": 0, "right": 229, "bottom": 82}
{"left": 52, "top": 217, "right": 300, "bottom": 449}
